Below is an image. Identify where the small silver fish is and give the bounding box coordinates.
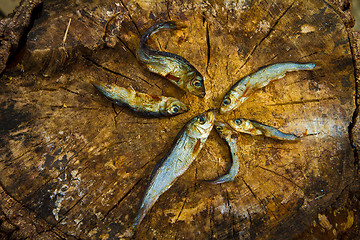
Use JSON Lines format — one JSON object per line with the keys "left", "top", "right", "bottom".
{"left": 220, "top": 62, "right": 316, "bottom": 113}
{"left": 137, "top": 21, "right": 205, "bottom": 97}
{"left": 133, "top": 110, "right": 215, "bottom": 228}
{"left": 228, "top": 118, "right": 299, "bottom": 141}
{"left": 92, "top": 81, "right": 189, "bottom": 117}
{"left": 204, "top": 122, "right": 240, "bottom": 184}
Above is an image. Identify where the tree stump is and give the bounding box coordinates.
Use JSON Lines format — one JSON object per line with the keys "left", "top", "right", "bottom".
{"left": 1, "top": 0, "right": 359, "bottom": 239}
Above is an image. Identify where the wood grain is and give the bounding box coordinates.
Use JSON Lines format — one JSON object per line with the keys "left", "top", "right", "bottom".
{"left": 0, "top": 0, "right": 359, "bottom": 239}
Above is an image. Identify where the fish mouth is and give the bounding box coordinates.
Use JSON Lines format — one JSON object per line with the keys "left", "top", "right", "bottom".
{"left": 219, "top": 106, "right": 228, "bottom": 115}
{"left": 193, "top": 110, "right": 216, "bottom": 133}
{"left": 214, "top": 121, "right": 226, "bottom": 133}
{"left": 214, "top": 121, "right": 233, "bottom": 135}
{"left": 204, "top": 109, "right": 216, "bottom": 125}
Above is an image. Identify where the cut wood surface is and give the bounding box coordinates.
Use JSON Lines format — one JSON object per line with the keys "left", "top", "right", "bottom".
{"left": 1, "top": 0, "right": 359, "bottom": 239}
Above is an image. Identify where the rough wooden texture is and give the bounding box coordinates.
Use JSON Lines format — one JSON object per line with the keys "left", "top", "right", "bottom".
{"left": 1, "top": 0, "right": 359, "bottom": 239}
{"left": 0, "top": 0, "right": 43, "bottom": 75}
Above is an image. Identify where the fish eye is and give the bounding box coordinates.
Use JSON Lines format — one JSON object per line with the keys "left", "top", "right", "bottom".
{"left": 198, "top": 115, "right": 206, "bottom": 124}
{"left": 192, "top": 79, "right": 202, "bottom": 88}
{"left": 222, "top": 98, "right": 231, "bottom": 106}
{"left": 216, "top": 126, "right": 222, "bottom": 131}
{"left": 171, "top": 105, "right": 179, "bottom": 113}
{"left": 234, "top": 119, "right": 241, "bottom": 125}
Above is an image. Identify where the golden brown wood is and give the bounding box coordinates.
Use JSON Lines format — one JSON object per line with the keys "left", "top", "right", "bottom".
{"left": 1, "top": 0, "right": 359, "bottom": 239}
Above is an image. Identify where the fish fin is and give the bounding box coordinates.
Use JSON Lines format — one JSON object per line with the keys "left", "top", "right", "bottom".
{"left": 165, "top": 73, "right": 181, "bottom": 82}
{"left": 150, "top": 95, "right": 162, "bottom": 101}
{"left": 193, "top": 139, "right": 201, "bottom": 155}
{"left": 242, "top": 86, "right": 250, "bottom": 97}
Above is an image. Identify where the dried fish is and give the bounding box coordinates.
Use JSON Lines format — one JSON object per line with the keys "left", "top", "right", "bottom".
{"left": 92, "top": 81, "right": 189, "bottom": 117}
{"left": 220, "top": 62, "right": 316, "bottom": 113}
{"left": 133, "top": 110, "right": 215, "bottom": 228}
{"left": 204, "top": 122, "right": 240, "bottom": 184}
{"left": 137, "top": 21, "right": 205, "bottom": 97}
{"left": 228, "top": 118, "right": 299, "bottom": 141}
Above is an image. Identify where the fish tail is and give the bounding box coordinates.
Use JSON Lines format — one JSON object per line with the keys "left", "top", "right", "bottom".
{"left": 201, "top": 175, "right": 233, "bottom": 184}
{"left": 274, "top": 131, "right": 300, "bottom": 141}
{"left": 140, "top": 21, "right": 182, "bottom": 47}
{"left": 296, "top": 62, "right": 316, "bottom": 70}
{"left": 92, "top": 81, "right": 130, "bottom": 104}
{"left": 132, "top": 212, "right": 143, "bottom": 229}
{"left": 262, "top": 125, "right": 300, "bottom": 141}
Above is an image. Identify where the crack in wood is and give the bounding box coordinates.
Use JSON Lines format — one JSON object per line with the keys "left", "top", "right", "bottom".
{"left": 241, "top": 177, "right": 269, "bottom": 215}
{"left": 205, "top": 17, "right": 211, "bottom": 75}
{"left": 29, "top": 88, "right": 58, "bottom": 92}
{"left": 59, "top": 87, "right": 84, "bottom": 97}
{"left": 175, "top": 188, "right": 188, "bottom": 222}
{"left": 265, "top": 53, "right": 279, "bottom": 64}
{"left": 118, "top": 0, "right": 140, "bottom": 35}
{"left": 194, "top": 166, "right": 199, "bottom": 191}
{"left": 347, "top": 32, "right": 360, "bottom": 169}
{"left": 267, "top": 97, "right": 336, "bottom": 106}
{"left": 1, "top": 142, "right": 41, "bottom": 164}
{"left": 85, "top": 149, "right": 151, "bottom": 212}
{"left": 115, "top": 36, "right": 137, "bottom": 58}
{"left": 72, "top": 162, "right": 146, "bottom": 221}
{"left": 165, "top": 0, "right": 171, "bottom": 20}
{"left": 102, "top": 177, "right": 143, "bottom": 220}
{"left": 298, "top": 51, "right": 319, "bottom": 60}
{"left": 48, "top": 105, "right": 100, "bottom": 110}
{"left": 224, "top": 189, "right": 236, "bottom": 237}
{"left": 83, "top": 56, "right": 155, "bottom": 88}
{"left": 209, "top": 202, "right": 215, "bottom": 239}
{"left": 23, "top": 142, "right": 89, "bottom": 200}
{"left": 257, "top": 165, "right": 304, "bottom": 192}
{"left": 269, "top": 191, "right": 286, "bottom": 209}
{"left": 235, "top": 1, "right": 295, "bottom": 75}
{"left": 262, "top": 0, "right": 275, "bottom": 20}
{"left": 53, "top": 193, "right": 88, "bottom": 227}
{"left": 111, "top": 104, "right": 127, "bottom": 126}
{"left": 0, "top": 183, "right": 72, "bottom": 240}
{"left": 96, "top": 140, "right": 128, "bottom": 154}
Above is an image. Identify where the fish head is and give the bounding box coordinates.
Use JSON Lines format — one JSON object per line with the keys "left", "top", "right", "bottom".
{"left": 220, "top": 91, "right": 239, "bottom": 114}
{"left": 214, "top": 121, "right": 236, "bottom": 140}
{"left": 187, "top": 110, "right": 216, "bottom": 138}
{"left": 228, "top": 118, "right": 250, "bottom": 132}
{"left": 163, "top": 98, "right": 190, "bottom": 116}
{"left": 185, "top": 72, "right": 205, "bottom": 98}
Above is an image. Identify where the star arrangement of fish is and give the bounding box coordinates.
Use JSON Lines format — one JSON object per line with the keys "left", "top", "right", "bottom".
{"left": 95, "top": 21, "right": 317, "bottom": 230}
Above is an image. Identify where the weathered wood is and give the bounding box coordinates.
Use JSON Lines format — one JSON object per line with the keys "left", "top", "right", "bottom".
{"left": 0, "top": 0, "right": 43, "bottom": 75}
{"left": 0, "top": 0, "right": 359, "bottom": 239}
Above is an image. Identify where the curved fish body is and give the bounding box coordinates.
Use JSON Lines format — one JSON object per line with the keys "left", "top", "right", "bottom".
{"left": 133, "top": 110, "right": 215, "bottom": 228}
{"left": 137, "top": 21, "right": 205, "bottom": 97}
{"left": 228, "top": 118, "right": 299, "bottom": 141}
{"left": 220, "top": 62, "right": 316, "bottom": 113}
{"left": 206, "top": 122, "right": 240, "bottom": 184}
{"left": 92, "top": 82, "right": 189, "bottom": 117}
